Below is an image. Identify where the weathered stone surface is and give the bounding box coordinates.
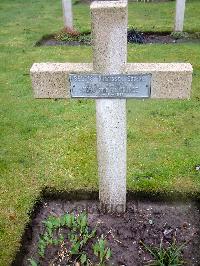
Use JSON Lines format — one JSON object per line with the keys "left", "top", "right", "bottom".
{"left": 30, "top": 63, "right": 92, "bottom": 99}
{"left": 174, "top": 0, "right": 186, "bottom": 32}
{"left": 30, "top": 62, "right": 192, "bottom": 99}
{"left": 62, "top": 0, "right": 73, "bottom": 30}
{"left": 91, "top": 0, "right": 128, "bottom": 212}
{"left": 91, "top": 0, "right": 127, "bottom": 75}
{"left": 125, "top": 63, "right": 193, "bottom": 99}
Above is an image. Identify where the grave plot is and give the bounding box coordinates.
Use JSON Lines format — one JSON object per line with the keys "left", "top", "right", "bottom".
{"left": 35, "top": 30, "right": 200, "bottom": 46}
{"left": 13, "top": 1, "right": 200, "bottom": 265}
{"left": 1, "top": 0, "right": 200, "bottom": 265}
{"left": 35, "top": 0, "right": 200, "bottom": 46}
{"left": 14, "top": 197, "right": 200, "bottom": 265}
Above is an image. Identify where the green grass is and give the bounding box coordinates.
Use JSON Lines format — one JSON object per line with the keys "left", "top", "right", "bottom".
{"left": 141, "top": 238, "right": 186, "bottom": 265}
{"left": 128, "top": 0, "right": 200, "bottom": 32}
{"left": 0, "top": 0, "right": 200, "bottom": 265}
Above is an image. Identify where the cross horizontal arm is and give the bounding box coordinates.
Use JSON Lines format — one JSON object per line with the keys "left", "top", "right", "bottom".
{"left": 30, "top": 62, "right": 192, "bottom": 99}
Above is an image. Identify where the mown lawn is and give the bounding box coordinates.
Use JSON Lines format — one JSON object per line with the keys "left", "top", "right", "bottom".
{"left": 0, "top": 0, "right": 200, "bottom": 265}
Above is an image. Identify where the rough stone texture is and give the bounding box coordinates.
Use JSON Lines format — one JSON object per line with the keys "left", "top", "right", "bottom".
{"left": 125, "top": 63, "right": 193, "bottom": 99}
{"left": 30, "top": 63, "right": 92, "bottom": 99}
{"left": 62, "top": 0, "right": 73, "bottom": 30}
{"left": 30, "top": 62, "right": 192, "bottom": 99}
{"left": 91, "top": 0, "right": 127, "bottom": 75}
{"left": 91, "top": 0, "right": 128, "bottom": 212}
{"left": 174, "top": 0, "right": 186, "bottom": 32}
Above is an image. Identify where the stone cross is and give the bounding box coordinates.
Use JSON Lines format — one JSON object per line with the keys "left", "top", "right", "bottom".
{"left": 62, "top": 0, "right": 73, "bottom": 31}
{"left": 31, "top": 0, "right": 192, "bottom": 213}
{"left": 174, "top": 0, "right": 186, "bottom": 32}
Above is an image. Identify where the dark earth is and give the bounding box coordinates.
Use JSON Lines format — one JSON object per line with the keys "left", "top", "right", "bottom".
{"left": 75, "top": 0, "right": 179, "bottom": 4}
{"left": 14, "top": 199, "right": 200, "bottom": 266}
{"left": 36, "top": 30, "right": 200, "bottom": 46}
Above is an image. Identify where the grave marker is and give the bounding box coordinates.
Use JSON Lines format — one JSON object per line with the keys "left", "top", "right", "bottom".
{"left": 62, "top": 0, "right": 73, "bottom": 30}
{"left": 174, "top": 0, "right": 186, "bottom": 32}
{"left": 30, "top": 0, "right": 192, "bottom": 213}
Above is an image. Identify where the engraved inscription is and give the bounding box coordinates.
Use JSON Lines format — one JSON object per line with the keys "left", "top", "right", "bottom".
{"left": 69, "top": 74, "right": 151, "bottom": 98}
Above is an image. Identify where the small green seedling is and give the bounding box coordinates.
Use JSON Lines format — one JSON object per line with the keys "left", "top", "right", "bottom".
{"left": 93, "top": 236, "right": 112, "bottom": 265}
{"left": 170, "top": 31, "right": 189, "bottom": 40}
{"left": 141, "top": 238, "right": 186, "bottom": 266}
{"left": 55, "top": 30, "right": 91, "bottom": 44}
{"left": 28, "top": 212, "right": 111, "bottom": 266}
{"left": 27, "top": 258, "right": 38, "bottom": 266}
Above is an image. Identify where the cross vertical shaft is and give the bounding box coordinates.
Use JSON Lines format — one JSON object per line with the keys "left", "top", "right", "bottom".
{"left": 174, "top": 0, "right": 186, "bottom": 32}
{"left": 91, "top": 1, "right": 128, "bottom": 212}
{"left": 62, "top": 0, "right": 73, "bottom": 30}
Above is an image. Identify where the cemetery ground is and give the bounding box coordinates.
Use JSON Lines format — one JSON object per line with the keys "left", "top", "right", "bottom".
{"left": 0, "top": 0, "right": 200, "bottom": 265}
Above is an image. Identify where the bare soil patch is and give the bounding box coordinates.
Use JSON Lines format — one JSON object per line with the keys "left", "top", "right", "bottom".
{"left": 13, "top": 197, "right": 200, "bottom": 265}
{"left": 35, "top": 30, "right": 200, "bottom": 46}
